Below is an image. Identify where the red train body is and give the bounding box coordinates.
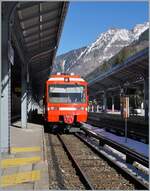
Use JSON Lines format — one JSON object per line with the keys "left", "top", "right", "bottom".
{"left": 43, "top": 73, "right": 88, "bottom": 130}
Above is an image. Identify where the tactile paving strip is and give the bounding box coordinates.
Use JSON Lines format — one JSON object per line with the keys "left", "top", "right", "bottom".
{"left": 11, "top": 146, "right": 41, "bottom": 153}
{"left": 0, "top": 170, "right": 41, "bottom": 187}
{"left": 1, "top": 156, "right": 41, "bottom": 168}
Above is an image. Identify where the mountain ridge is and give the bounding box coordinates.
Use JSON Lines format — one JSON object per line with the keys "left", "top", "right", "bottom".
{"left": 52, "top": 22, "right": 149, "bottom": 78}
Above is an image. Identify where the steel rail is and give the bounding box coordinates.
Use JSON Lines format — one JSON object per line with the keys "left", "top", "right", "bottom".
{"left": 57, "top": 134, "right": 94, "bottom": 190}
{"left": 75, "top": 133, "right": 149, "bottom": 190}
{"left": 80, "top": 126, "right": 149, "bottom": 168}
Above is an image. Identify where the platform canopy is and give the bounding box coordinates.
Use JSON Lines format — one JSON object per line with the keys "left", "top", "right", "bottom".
{"left": 12, "top": 2, "right": 68, "bottom": 98}
{"left": 88, "top": 48, "right": 149, "bottom": 96}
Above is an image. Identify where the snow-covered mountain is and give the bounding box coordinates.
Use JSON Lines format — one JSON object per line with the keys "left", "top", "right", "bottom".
{"left": 52, "top": 47, "right": 86, "bottom": 74}
{"left": 52, "top": 22, "right": 149, "bottom": 77}
{"left": 132, "top": 22, "right": 149, "bottom": 39}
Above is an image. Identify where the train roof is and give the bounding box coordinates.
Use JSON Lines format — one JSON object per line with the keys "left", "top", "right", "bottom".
{"left": 47, "top": 73, "right": 87, "bottom": 83}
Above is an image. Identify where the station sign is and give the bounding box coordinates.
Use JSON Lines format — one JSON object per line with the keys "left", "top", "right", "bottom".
{"left": 120, "top": 96, "right": 129, "bottom": 119}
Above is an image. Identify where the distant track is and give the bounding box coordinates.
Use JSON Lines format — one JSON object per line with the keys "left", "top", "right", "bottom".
{"left": 88, "top": 112, "right": 148, "bottom": 143}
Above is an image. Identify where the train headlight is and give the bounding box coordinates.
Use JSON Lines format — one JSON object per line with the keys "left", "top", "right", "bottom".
{"left": 81, "top": 107, "right": 85, "bottom": 111}
{"left": 77, "top": 107, "right": 84, "bottom": 110}
{"left": 48, "top": 107, "right": 58, "bottom": 111}
{"left": 64, "top": 77, "right": 69, "bottom": 82}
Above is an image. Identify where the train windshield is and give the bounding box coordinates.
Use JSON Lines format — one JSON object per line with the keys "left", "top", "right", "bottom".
{"left": 48, "top": 84, "right": 86, "bottom": 103}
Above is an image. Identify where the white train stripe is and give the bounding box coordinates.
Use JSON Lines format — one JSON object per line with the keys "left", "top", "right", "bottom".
{"left": 70, "top": 78, "right": 84, "bottom": 81}
{"left": 59, "top": 107, "right": 77, "bottom": 111}
{"left": 48, "top": 78, "right": 64, "bottom": 81}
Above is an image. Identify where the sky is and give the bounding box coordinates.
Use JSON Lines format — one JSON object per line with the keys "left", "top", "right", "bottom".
{"left": 57, "top": 1, "right": 148, "bottom": 56}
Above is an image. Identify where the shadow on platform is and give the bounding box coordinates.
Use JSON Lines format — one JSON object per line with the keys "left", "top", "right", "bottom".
{"left": 28, "top": 109, "right": 43, "bottom": 125}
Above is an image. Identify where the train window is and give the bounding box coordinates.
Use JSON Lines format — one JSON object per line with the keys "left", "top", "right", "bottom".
{"left": 48, "top": 84, "right": 86, "bottom": 103}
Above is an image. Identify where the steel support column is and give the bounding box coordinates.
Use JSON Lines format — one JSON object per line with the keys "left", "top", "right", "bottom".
{"left": 103, "top": 91, "right": 107, "bottom": 112}
{"left": 27, "top": 84, "right": 33, "bottom": 122}
{"left": 21, "top": 64, "right": 27, "bottom": 128}
{"left": 144, "top": 76, "right": 149, "bottom": 121}
{"left": 1, "top": 2, "right": 17, "bottom": 153}
{"left": 120, "top": 87, "right": 124, "bottom": 115}
{"left": 1, "top": 13, "right": 10, "bottom": 153}
{"left": 112, "top": 96, "right": 114, "bottom": 112}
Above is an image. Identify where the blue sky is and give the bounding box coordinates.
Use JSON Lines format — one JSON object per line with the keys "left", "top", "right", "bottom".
{"left": 57, "top": 1, "right": 148, "bottom": 56}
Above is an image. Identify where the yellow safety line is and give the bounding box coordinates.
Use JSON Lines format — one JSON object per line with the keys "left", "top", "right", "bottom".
{"left": 1, "top": 156, "right": 41, "bottom": 168}
{"left": 0, "top": 170, "right": 40, "bottom": 187}
{"left": 11, "top": 146, "right": 41, "bottom": 153}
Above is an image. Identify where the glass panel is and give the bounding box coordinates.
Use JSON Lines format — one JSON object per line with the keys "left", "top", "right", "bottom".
{"left": 48, "top": 84, "right": 86, "bottom": 103}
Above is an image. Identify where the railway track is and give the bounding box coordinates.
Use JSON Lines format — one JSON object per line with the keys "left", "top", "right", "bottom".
{"left": 80, "top": 125, "right": 149, "bottom": 168}
{"left": 46, "top": 133, "right": 86, "bottom": 190}
{"left": 45, "top": 132, "right": 148, "bottom": 190}
{"left": 88, "top": 113, "right": 148, "bottom": 143}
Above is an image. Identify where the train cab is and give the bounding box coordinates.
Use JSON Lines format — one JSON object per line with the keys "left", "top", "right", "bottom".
{"left": 43, "top": 73, "right": 88, "bottom": 131}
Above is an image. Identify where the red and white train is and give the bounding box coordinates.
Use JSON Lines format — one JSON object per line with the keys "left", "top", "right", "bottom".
{"left": 43, "top": 73, "right": 88, "bottom": 132}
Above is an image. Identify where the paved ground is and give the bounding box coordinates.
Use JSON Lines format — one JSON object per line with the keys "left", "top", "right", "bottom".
{"left": 0, "top": 122, "right": 49, "bottom": 190}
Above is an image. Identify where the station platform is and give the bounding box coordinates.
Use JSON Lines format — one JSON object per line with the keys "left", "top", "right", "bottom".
{"left": 88, "top": 112, "right": 148, "bottom": 125}
{"left": 0, "top": 122, "right": 49, "bottom": 190}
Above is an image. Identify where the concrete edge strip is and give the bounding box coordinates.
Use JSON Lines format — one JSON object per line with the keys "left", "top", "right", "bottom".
{"left": 0, "top": 170, "right": 41, "bottom": 188}
{"left": 42, "top": 127, "right": 47, "bottom": 161}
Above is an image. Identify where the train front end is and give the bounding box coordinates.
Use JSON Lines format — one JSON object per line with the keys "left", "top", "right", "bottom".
{"left": 43, "top": 73, "right": 88, "bottom": 131}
